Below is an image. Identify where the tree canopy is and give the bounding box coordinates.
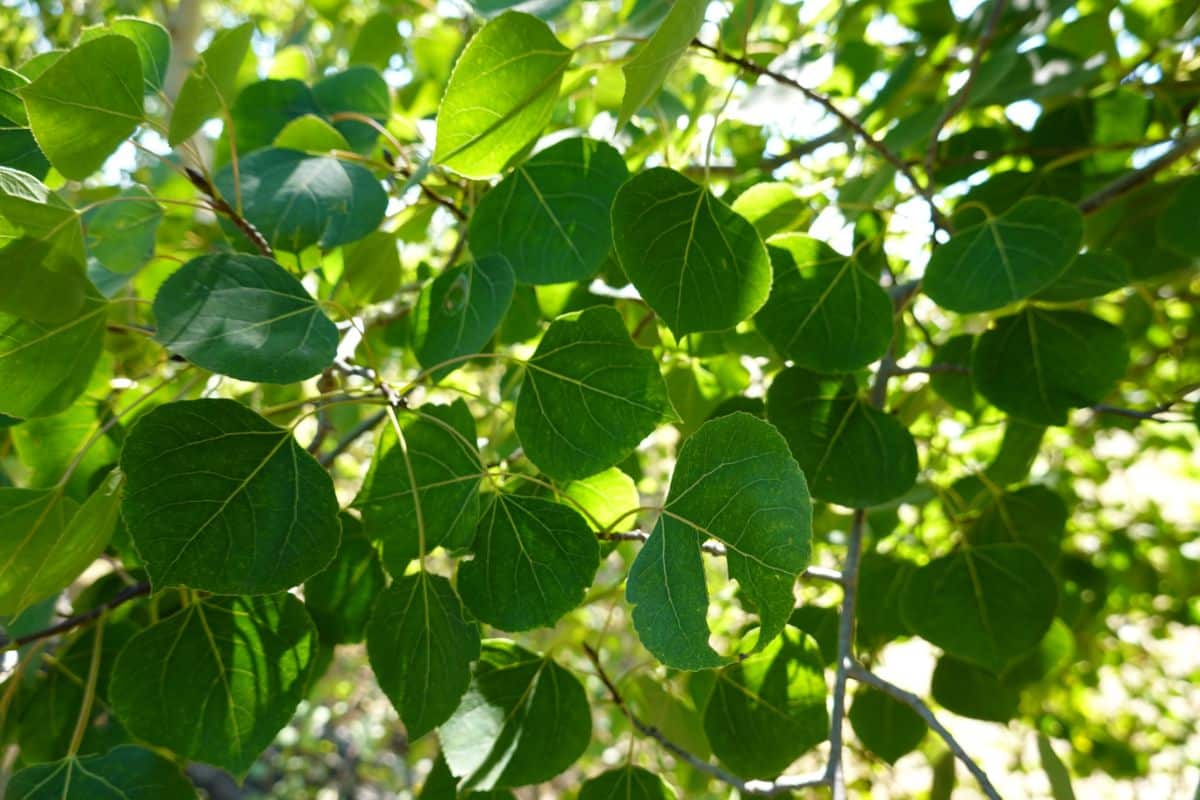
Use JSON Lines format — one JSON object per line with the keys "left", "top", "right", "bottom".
{"left": 0, "top": 0, "right": 1198, "bottom": 797}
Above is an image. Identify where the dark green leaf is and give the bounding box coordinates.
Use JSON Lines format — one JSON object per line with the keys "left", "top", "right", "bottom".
{"left": 214, "top": 148, "right": 388, "bottom": 252}
{"left": 972, "top": 308, "right": 1129, "bottom": 425}
{"left": 627, "top": 413, "right": 813, "bottom": 670}
{"left": 413, "top": 256, "right": 515, "bottom": 380}
{"left": 704, "top": 628, "right": 828, "bottom": 778}
{"left": 109, "top": 593, "right": 316, "bottom": 776}
{"left": 433, "top": 12, "right": 570, "bottom": 178}
{"left": 755, "top": 233, "right": 893, "bottom": 372}
{"left": 766, "top": 367, "right": 919, "bottom": 507}
{"left": 458, "top": 494, "right": 599, "bottom": 631}
{"left": 930, "top": 655, "right": 1019, "bottom": 721}
{"left": 120, "top": 398, "right": 341, "bottom": 594}
{"left": 856, "top": 552, "right": 915, "bottom": 648}
{"left": 312, "top": 68, "right": 390, "bottom": 151}
{"left": 579, "top": 766, "right": 677, "bottom": 800}
{"left": 153, "top": 252, "right": 338, "bottom": 383}
{"left": 367, "top": 571, "right": 481, "bottom": 739}
{"left": 928, "top": 334, "right": 979, "bottom": 414}
{"left": 19, "top": 36, "right": 143, "bottom": 179}
{"left": 354, "top": 401, "right": 482, "bottom": 575}
{"left": 1033, "top": 251, "right": 1131, "bottom": 302}
{"left": 303, "top": 513, "right": 385, "bottom": 644}
{"left": 8, "top": 745, "right": 196, "bottom": 799}
{"left": 901, "top": 543, "right": 1057, "bottom": 672}
{"left": 439, "top": 640, "right": 591, "bottom": 790}
{"left": 966, "top": 485, "right": 1068, "bottom": 563}
{"left": 468, "top": 137, "right": 628, "bottom": 285}
{"left": 612, "top": 168, "right": 771, "bottom": 336}
{"left": 925, "top": 197, "right": 1083, "bottom": 313}
{"left": 849, "top": 686, "right": 927, "bottom": 764}
{"left": 80, "top": 18, "right": 171, "bottom": 93}
{"left": 515, "top": 306, "right": 671, "bottom": 480}
{"left": 1157, "top": 174, "right": 1200, "bottom": 257}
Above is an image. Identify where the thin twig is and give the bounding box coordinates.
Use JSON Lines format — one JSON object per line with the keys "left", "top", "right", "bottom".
{"left": 691, "top": 39, "right": 951, "bottom": 232}
{"left": 1090, "top": 402, "right": 1185, "bottom": 422}
{"left": 2, "top": 582, "right": 151, "bottom": 651}
{"left": 184, "top": 167, "right": 274, "bottom": 257}
{"left": 583, "top": 643, "right": 828, "bottom": 796}
{"left": 825, "top": 509, "right": 867, "bottom": 798}
{"left": 847, "top": 662, "right": 1004, "bottom": 800}
{"left": 924, "top": 0, "right": 1009, "bottom": 175}
{"left": 1077, "top": 130, "right": 1200, "bottom": 214}
{"left": 891, "top": 362, "right": 971, "bottom": 376}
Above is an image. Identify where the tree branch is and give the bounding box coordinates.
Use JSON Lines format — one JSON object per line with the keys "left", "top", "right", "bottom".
{"left": 1077, "top": 129, "right": 1200, "bottom": 214}
{"left": 594, "top": 531, "right": 844, "bottom": 584}
{"left": 583, "top": 643, "right": 829, "bottom": 796}
{"left": 847, "top": 662, "right": 1004, "bottom": 800}
{"left": 691, "top": 39, "right": 951, "bottom": 232}
{"left": 824, "top": 509, "right": 867, "bottom": 798}
{"left": 924, "top": 0, "right": 1009, "bottom": 174}
{"left": 184, "top": 167, "right": 274, "bottom": 257}
{"left": 1, "top": 582, "right": 151, "bottom": 651}
{"left": 316, "top": 409, "right": 389, "bottom": 467}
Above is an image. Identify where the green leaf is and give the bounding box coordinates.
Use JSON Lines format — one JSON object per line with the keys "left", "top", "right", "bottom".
{"left": 10, "top": 399, "right": 119, "bottom": 498}
{"left": 849, "top": 687, "right": 927, "bottom": 765}
{"left": 627, "top": 413, "right": 813, "bottom": 670}
{"left": 0, "top": 470, "right": 121, "bottom": 616}
{"left": 152, "top": 252, "right": 338, "bottom": 383}
{"left": 80, "top": 18, "right": 171, "bottom": 93}
{"left": 755, "top": 233, "right": 893, "bottom": 372}
{"left": 303, "top": 513, "right": 386, "bottom": 645}
{"left": 925, "top": 197, "right": 1083, "bottom": 313}
{"left": 214, "top": 148, "right": 387, "bottom": 252}
{"left": 83, "top": 186, "right": 162, "bottom": 276}
{"left": 0, "top": 166, "right": 88, "bottom": 323}
{"left": 468, "top": 137, "right": 628, "bottom": 284}
{"left": 354, "top": 401, "right": 482, "bottom": 575}
{"left": 611, "top": 168, "right": 771, "bottom": 336}
{"left": 338, "top": 230, "right": 400, "bottom": 303}
{"left": 438, "top": 640, "right": 591, "bottom": 791}
{"left": 219, "top": 79, "right": 319, "bottom": 161}
{"left": 0, "top": 488, "right": 77, "bottom": 614}
{"left": 901, "top": 543, "right": 1057, "bottom": 672}
{"left": 458, "top": 494, "right": 599, "bottom": 631}
{"left": 312, "top": 67, "right": 391, "bottom": 151}
{"left": 1002, "top": 617, "right": 1075, "bottom": 687}
{"left": 274, "top": 114, "right": 350, "bottom": 152}
{"left": 855, "top": 552, "right": 916, "bottom": 648}
{"left": 617, "top": 0, "right": 706, "bottom": 127}
{"left": 703, "top": 628, "right": 828, "bottom": 778}
{"left": 8, "top": 745, "right": 196, "bottom": 800}
{"left": 514, "top": 306, "right": 671, "bottom": 481}
{"left": 366, "top": 571, "right": 481, "bottom": 738}
{"left": 1038, "top": 734, "right": 1078, "bottom": 800}
{"left": 412, "top": 256, "right": 515, "bottom": 380}
{"left": 1157, "top": 174, "right": 1200, "bottom": 257}
{"left": 1033, "top": 251, "right": 1131, "bottom": 302}
{"left": 349, "top": 12, "right": 401, "bottom": 69}
{"left": 972, "top": 308, "right": 1129, "bottom": 425}
{"left": 560, "top": 466, "right": 639, "bottom": 532}
{"left": 765, "top": 368, "right": 919, "bottom": 507}
{"left": 984, "top": 418, "right": 1048, "bottom": 485}
{"left": 18, "top": 36, "right": 143, "bottom": 180}
{"left": 433, "top": 12, "right": 570, "bottom": 179}
{"left": 928, "top": 334, "right": 979, "bottom": 414}
{"left": 168, "top": 23, "right": 254, "bottom": 145}
{"left": 119, "top": 398, "right": 341, "bottom": 594}
{"left": 730, "top": 182, "right": 810, "bottom": 238}
{"left": 930, "top": 655, "right": 1019, "bottom": 721}
{"left": 0, "top": 289, "right": 107, "bottom": 419}
{"left": 109, "top": 593, "right": 316, "bottom": 776}
{"left": 578, "top": 766, "right": 677, "bottom": 800}
{"left": 788, "top": 605, "right": 839, "bottom": 665}
{"left": 966, "top": 484, "right": 1068, "bottom": 563}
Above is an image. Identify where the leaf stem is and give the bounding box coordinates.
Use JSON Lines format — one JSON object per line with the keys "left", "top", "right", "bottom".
{"left": 67, "top": 610, "right": 107, "bottom": 757}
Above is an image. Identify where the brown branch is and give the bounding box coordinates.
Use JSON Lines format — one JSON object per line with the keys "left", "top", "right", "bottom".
{"left": 2, "top": 582, "right": 151, "bottom": 651}
{"left": 691, "top": 39, "right": 951, "bottom": 232}
{"left": 582, "top": 643, "right": 828, "bottom": 796}
{"left": 924, "top": 0, "right": 1009, "bottom": 175}
{"left": 847, "top": 662, "right": 1003, "bottom": 800}
{"left": 382, "top": 151, "right": 468, "bottom": 222}
{"left": 184, "top": 167, "right": 274, "bottom": 257}
{"left": 1077, "top": 130, "right": 1200, "bottom": 214}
